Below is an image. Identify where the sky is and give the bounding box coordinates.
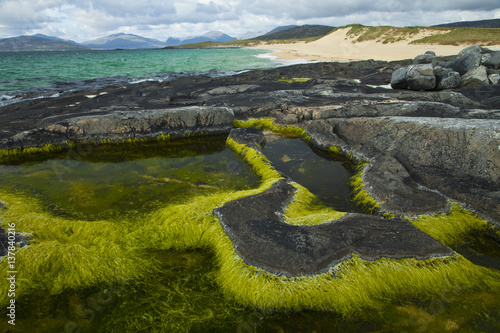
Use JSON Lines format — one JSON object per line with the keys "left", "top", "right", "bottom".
{"left": 0, "top": 0, "right": 499, "bottom": 42}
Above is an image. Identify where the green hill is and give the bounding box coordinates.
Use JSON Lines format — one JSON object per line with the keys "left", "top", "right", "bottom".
{"left": 252, "top": 25, "right": 335, "bottom": 41}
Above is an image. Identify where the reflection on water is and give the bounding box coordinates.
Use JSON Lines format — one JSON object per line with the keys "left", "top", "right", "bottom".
{"left": 262, "top": 132, "right": 363, "bottom": 213}
{"left": 0, "top": 136, "right": 260, "bottom": 220}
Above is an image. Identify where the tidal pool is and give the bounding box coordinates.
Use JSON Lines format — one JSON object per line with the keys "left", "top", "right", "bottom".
{"left": 262, "top": 132, "right": 363, "bottom": 213}
{"left": 0, "top": 136, "right": 260, "bottom": 220}
{"left": 1, "top": 134, "right": 499, "bottom": 332}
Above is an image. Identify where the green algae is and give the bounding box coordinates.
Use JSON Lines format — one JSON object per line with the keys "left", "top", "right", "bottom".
{"left": 0, "top": 137, "right": 259, "bottom": 220}
{"left": 349, "top": 162, "right": 383, "bottom": 214}
{"left": 233, "top": 117, "right": 310, "bottom": 139}
{"left": 1, "top": 127, "right": 500, "bottom": 332}
{"left": 277, "top": 77, "right": 311, "bottom": 84}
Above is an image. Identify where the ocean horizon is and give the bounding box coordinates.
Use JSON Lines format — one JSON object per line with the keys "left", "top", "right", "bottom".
{"left": 0, "top": 48, "right": 295, "bottom": 107}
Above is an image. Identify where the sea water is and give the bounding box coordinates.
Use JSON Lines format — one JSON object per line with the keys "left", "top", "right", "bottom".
{"left": 0, "top": 48, "right": 280, "bottom": 106}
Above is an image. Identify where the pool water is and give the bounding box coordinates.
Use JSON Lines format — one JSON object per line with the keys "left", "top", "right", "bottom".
{"left": 262, "top": 132, "right": 363, "bottom": 213}
{"left": 0, "top": 136, "right": 260, "bottom": 220}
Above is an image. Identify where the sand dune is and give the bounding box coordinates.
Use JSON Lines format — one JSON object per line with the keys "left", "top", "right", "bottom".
{"left": 248, "top": 27, "right": 500, "bottom": 62}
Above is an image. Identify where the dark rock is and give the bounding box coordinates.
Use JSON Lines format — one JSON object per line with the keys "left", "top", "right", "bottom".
{"left": 460, "top": 66, "right": 490, "bottom": 88}
{"left": 228, "top": 127, "right": 267, "bottom": 151}
{"left": 458, "top": 44, "right": 488, "bottom": 57}
{"left": 214, "top": 180, "right": 453, "bottom": 277}
{"left": 413, "top": 53, "right": 436, "bottom": 64}
{"left": 483, "top": 51, "right": 500, "bottom": 69}
{"left": 434, "top": 66, "right": 461, "bottom": 90}
{"left": 362, "top": 155, "right": 449, "bottom": 216}
{"left": 447, "top": 52, "right": 482, "bottom": 76}
{"left": 412, "top": 51, "right": 451, "bottom": 66}
{"left": 391, "top": 64, "right": 436, "bottom": 90}
{"left": 3, "top": 106, "right": 234, "bottom": 150}
{"left": 0, "top": 225, "right": 29, "bottom": 258}
{"left": 310, "top": 116, "right": 500, "bottom": 223}
{"left": 489, "top": 74, "right": 500, "bottom": 85}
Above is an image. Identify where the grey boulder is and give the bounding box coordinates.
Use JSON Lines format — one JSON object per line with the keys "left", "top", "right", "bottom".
{"left": 391, "top": 64, "right": 436, "bottom": 90}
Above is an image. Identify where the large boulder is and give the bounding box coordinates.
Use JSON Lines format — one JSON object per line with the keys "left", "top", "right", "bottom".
{"left": 412, "top": 51, "right": 436, "bottom": 64}
{"left": 484, "top": 51, "right": 500, "bottom": 69}
{"left": 460, "top": 66, "right": 490, "bottom": 88}
{"left": 434, "top": 66, "right": 461, "bottom": 90}
{"left": 458, "top": 44, "right": 489, "bottom": 57}
{"left": 391, "top": 64, "right": 436, "bottom": 90}
{"left": 447, "top": 52, "right": 483, "bottom": 76}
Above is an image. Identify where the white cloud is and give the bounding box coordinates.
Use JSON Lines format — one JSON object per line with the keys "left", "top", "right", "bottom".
{"left": 0, "top": 0, "right": 498, "bottom": 42}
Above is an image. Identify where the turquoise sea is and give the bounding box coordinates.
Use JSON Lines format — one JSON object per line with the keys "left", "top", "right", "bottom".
{"left": 0, "top": 48, "right": 280, "bottom": 106}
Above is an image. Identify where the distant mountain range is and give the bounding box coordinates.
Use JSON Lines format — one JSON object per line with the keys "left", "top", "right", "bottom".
{"left": 82, "top": 33, "right": 166, "bottom": 49}
{"left": 32, "top": 34, "right": 82, "bottom": 46}
{"left": 433, "top": 18, "right": 500, "bottom": 28}
{"left": 0, "top": 36, "right": 87, "bottom": 51}
{"left": 165, "top": 31, "right": 236, "bottom": 46}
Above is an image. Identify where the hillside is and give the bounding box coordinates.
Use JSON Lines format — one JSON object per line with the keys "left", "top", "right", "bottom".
{"left": 0, "top": 36, "right": 88, "bottom": 51}
{"left": 261, "top": 25, "right": 298, "bottom": 36}
{"left": 32, "top": 34, "right": 82, "bottom": 46}
{"left": 433, "top": 18, "right": 500, "bottom": 28}
{"left": 341, "top": 24, "right": 500, "bottom": 46}
{"left": 83, "top": 33, "right": 166, "bottom": 49}
{"left": 253, "top": 25, "right": 335, "bottom": 41}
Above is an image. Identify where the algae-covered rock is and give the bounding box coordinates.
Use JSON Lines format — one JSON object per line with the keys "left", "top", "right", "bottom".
{"left": 228, "top": 127, "right": 267, "bottom": 152}
{"left": 214, "top": 179, "right": 453, "bottom": 277}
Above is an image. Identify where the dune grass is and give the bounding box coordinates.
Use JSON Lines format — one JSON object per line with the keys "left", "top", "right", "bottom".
{"left": 344, "top": 24, "right": 426, "bottom": 44}
{"left": 410, "top": 27, "right": 500, "bottom": 46}
{"left": 341, "top": 24, "right": 500, "bottom": 46}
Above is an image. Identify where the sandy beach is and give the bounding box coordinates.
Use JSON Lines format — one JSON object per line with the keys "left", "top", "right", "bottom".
{"left": 247, "top": 27, "right": 500, "bottom": 63}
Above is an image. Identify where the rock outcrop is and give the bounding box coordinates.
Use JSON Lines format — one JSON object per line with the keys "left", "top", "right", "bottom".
{"left": 302, "top": 117, "right": 500, "bottom": 221}
{"left": 391, "top": 45, "right": 500, "bottom": 90}
{"left": 214, "top": 177, "right": 453, "bottom": 277}
{"left": 2, "top": 106, "right": 234, "bottom": 150}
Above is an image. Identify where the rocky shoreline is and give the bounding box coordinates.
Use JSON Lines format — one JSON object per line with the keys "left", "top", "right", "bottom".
{"left": 1, "top": 47, "right": 499, "bottom": 273}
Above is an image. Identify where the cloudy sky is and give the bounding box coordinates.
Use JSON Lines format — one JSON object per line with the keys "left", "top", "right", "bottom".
{"left": 0, "top": 0, "right": 499, "bottom": 42}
